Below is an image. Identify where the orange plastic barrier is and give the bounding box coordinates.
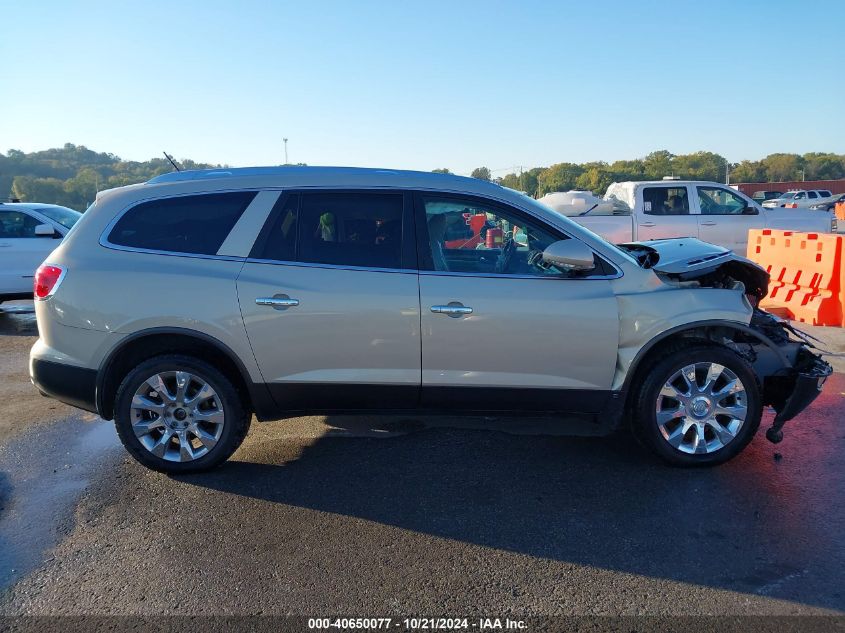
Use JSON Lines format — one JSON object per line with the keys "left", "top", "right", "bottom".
{"left": 835, "top": 200, "right": 845, "bottom": 223}
{"left": 746, "top": 229, "right": 844, "bottom": 326}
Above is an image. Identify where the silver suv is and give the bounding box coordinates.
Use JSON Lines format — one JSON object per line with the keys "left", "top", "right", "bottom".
{"left": 29, "top": 167, "right": 831, "bottom": 472}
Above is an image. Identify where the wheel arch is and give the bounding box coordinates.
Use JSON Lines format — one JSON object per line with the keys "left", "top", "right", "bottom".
{"left": 620, "top": 319, "right": 789, "bottom": 411}
{"left": 96, "top": 327, "right": 275, "bottom": 421}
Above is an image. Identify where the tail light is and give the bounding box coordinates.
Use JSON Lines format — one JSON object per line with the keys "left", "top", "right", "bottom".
{"left": 784, "top": 203, "right": 798, "bottom": 208}
{"left": 34, "top": 264, "right": 65, "bottom": 299}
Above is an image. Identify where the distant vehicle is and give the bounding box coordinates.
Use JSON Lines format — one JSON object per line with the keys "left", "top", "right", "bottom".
{"left": 538, "top": 181, "right": 835, "bottom": 255}
{"left": 762, "top": 190, "right": 834, "bottom": 209}
{"left": 751, "top": 190, "right": 783, "bottom": 204}
{"left": 808, "top": 193, "right": 845, "bottom": 212}
{"left": 0, "top": 203, "right": 82, "bottom": 302}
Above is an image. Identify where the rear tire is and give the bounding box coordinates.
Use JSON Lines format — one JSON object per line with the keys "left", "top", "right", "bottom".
{"left": 114, "top": 355, "right": 250, "bottom": 473}
{"left": 632, "top": 345, "right": 761, "bottom": 467}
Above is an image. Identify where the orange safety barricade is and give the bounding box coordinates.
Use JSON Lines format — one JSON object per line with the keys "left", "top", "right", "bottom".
{"left": 746, "top": 229, "right": 844, "bottom": 327}
{"left": 835, "top": 200, "right": 845, "bottom": 223}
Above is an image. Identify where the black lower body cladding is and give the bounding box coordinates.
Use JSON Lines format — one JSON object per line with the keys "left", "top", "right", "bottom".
{"left": 30, "top": 358, "right": 98, "bottom": 414}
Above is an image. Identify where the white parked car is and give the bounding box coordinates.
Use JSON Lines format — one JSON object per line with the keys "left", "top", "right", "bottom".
{"left": 762, "top": 190, "right": 834, "bottom": 209}
{"left": 538, "top": 181, "right": 835, "bottom": 255}
{"left": 0, "top": 203, "right": 82, "bottom": 302}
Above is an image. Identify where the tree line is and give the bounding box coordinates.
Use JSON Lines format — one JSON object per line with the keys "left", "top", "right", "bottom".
{"left": 0, "top": 144, "right": 219, "bottom": 210}
{"left": 465, "top": 151, "right": 845, "bottom": 197}
{"left": 2, "top": 145, "right": 844, "bottom": 210}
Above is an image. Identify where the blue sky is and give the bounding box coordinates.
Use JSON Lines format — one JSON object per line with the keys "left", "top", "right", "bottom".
{"left": 1, "top": 0, "right": 843, "bottom": 175}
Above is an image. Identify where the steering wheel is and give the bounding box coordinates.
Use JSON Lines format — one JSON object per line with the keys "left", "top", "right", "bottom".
{"left": 495, "top": 237, "right": 516, "bottom": 274}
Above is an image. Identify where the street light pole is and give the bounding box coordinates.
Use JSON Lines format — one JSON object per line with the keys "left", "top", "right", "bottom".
{"left": 283, "top": 138, "right": 289, "bottom": 165}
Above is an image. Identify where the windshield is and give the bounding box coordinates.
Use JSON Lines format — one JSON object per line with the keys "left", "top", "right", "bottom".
{"left": 779, "top": 192, "right": 796, "bottom": 200}
{"left": 37, "top": 205, "right": 82, "bottom": 229}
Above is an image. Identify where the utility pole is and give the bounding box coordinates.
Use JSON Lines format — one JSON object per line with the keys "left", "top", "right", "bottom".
{"left": 283, "top": 138, "right": 289, "bottom": 165}
{"left": 726, "top": 159, "right": 730, "bottom": 185}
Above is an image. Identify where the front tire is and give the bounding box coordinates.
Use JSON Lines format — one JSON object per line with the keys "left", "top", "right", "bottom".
{"left": 632, "top": 345, "right": 762, "bottom": 467}
{"left": 114, "top": 355, "right": 250, "bottom": 473}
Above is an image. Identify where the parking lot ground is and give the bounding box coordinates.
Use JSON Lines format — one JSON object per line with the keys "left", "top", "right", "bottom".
{"left": 0, "top": 307, "right": 844, "bottom": 620}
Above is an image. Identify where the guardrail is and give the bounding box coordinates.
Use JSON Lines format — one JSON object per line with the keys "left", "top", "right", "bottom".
{"left": 747, "top": 229, "right": 844, "bottom": 327}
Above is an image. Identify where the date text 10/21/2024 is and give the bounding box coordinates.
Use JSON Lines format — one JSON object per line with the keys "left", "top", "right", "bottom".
{"left": 307, "top": 617, "right": 528, "bottom": 630}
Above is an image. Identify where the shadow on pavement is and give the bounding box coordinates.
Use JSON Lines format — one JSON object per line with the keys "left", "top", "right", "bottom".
{"left": 0, "top": 311, "right": 37, "bottom": 337}
{"left": 180, "top": 376, "right": 845, "bottom": 611}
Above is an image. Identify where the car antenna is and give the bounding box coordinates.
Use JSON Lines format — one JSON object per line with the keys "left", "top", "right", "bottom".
{"left": 163, "top": 151, "right": 182, "bottom": 172}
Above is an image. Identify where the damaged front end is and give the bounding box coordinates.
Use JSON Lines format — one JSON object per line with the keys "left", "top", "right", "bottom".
{"left": 747, "top": 310, "right": 833, "bottom": 443}
{"left": 619, "top": 238, "right": 833, "bottom": 443}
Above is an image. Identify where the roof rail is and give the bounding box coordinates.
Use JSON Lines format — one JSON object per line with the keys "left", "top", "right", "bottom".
{"left": 146, "top": 165, "right": 477, "bottom": 185}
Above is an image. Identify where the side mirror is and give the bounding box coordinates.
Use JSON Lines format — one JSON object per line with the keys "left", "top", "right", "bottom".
{"left": 34, "top": 224, "right": 57, "bottom": 237}
{"left": 542, "top": 239, "right": 595, "bottom": 272}
{"left": 742, "top": 205, "right": 758, "bottom": 215}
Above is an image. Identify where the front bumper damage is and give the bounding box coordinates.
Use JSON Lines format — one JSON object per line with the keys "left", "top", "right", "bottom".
{"left": 766, "top": 350, "right": 832, "bottom": 443}
{"left": 750, "top": 311, "right": 834, "bottom": 443}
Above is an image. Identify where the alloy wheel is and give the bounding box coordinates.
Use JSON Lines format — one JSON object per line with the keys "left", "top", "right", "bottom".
{"left": 655, "top": 362, "right": 748, "bottom": 455}
{"left": 130, "top": 371, "right": 225, "bottom": 462}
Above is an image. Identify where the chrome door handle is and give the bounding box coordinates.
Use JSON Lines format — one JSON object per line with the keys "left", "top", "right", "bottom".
{"left": 256, "top": 295, "right": 299, "bottom": 309}
{"left": 639, "top": 222, "right": 655, "bottom": 227}
{"left": 431, "top": 303, "right": 473, "bottom": 317}
{"left": 700, "top": 221, "right": 717, "bottom": 226}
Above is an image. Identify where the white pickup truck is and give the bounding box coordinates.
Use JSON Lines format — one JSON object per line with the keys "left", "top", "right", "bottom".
{"left": 538, "top": 180, "right": 836, "bottom": 255}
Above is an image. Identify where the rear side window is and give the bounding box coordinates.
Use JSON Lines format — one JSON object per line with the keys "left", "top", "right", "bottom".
{"left": 642, "top": 187, "right": 689, "bottom": 215}
{"left": 297, "top": 192, "right": 403, "bottom": 269}
{"left": 252, "top": 193, "right": 299, "bottom": 262}
{"left": 108, "top": 192, "right": 256, "bottom": 255}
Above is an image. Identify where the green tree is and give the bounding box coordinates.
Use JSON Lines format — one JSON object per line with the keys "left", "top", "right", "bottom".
{"left": 0, "top": 145, "right": 220, "bottom": 209}
{"left": 763, "top": 153, "right": 803, "bottom": 181}
{"left": 671, "top": 151, "right": 726, "bottom": 182}
{"left": 519, "top": 168, "right": 544, "bottom": 197}
{"left": 730, "top": 160, "right": 766, "bottom": 183}
{"left": 608, "top": 159, "right": 645, "bottom": 181}
{"left": 575, "top": 166, "right": 614, "bottom": 194}
{"left": 498, "top": 173, "right": 520, "bottom": 189}
{"left": 802, "top": 153, "right": 845, "bottom": 181}
{"left": 642, "top": 150, "right": 675, "bottom": 179}
{"left": 537, "top": 163, "right": 584, "bottom": 196}
{"left": 470, "top": 166, "right": 491, "bottom": 181}
{"left": 12, "top": 176, "right": 70, "bottom": 206}
{"left": 431, "top": 168, "right": 452, "bottom": 174}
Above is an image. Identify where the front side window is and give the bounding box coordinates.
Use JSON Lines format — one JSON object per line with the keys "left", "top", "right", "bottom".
{"left": 0, "top": 210, "right": 41, "bottom": 238}
{"left": 108, "top": 192, "right": 256, "bottom": 255}
{"left": 697, "top": 186, "right": 751, "bottom": 215}
{"left": 793, "top": 192, "right": 806, "bottom": 200}
{"left": 297, "top": 192, "right": 403, "bottom": 269}
{"left": 642, "top": 187, "right": 690, "bottom": 215}
{"left": 419, "top": 196, "right": 570, "bottom": 277}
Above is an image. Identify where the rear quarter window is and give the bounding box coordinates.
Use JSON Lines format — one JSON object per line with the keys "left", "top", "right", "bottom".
{"left": 108, "top": 192, "right": 256, "bottom": 255}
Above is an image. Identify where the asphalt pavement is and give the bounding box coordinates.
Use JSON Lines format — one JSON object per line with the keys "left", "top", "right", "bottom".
{"left": 0, "top": 306, "right": 843, "bottom": 623}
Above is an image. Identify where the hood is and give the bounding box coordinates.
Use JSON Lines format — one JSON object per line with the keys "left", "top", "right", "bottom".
{"left": 618, "top": 238, "right": 770, "bottom": 300}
